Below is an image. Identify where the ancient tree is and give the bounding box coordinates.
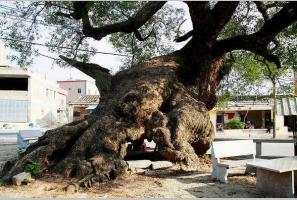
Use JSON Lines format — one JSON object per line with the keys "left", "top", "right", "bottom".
{"left": 1, "top": 1, "right": 297, "bottom": 186}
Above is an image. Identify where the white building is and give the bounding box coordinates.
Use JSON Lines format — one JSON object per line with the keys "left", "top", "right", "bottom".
{"left": 0, "top": 66, "right": 68, "bottom": 128}
{"left": 57, "top": 80, "right": 99, "bottom": 104}
{"left": 209, "top": 98, "right": 292, "bottom": 137}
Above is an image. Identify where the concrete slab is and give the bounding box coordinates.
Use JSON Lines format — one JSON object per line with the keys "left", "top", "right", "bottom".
{"left": 256, "top": 168, "right": 294, "bottom": 198}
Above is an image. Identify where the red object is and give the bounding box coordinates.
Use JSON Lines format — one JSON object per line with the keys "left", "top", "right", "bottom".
{"left": 227, "top": 113, "right": 235, "bottom": 119}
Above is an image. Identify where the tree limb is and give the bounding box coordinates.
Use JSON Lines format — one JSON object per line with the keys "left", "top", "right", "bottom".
{"left": 214, "top": 2, "right": 297, "bottom": 66}
{"left": 72, "top": 1, "right": 165, "bottom": 41}
{"left": 187, "top": 2, "right": 238, "bottom": 41}
{"left": 59, "top": 55, "right": 112, "bottom": 95}
{"left": 254, "top": 1, "right": 269, "bottom": 22}
{"left": 207, "top": 1, "right": 239, "bottom": 39}
{"left": 133, "top": 26, "right": 155, "bottom": 42}
{"left": 59, "top": 55, "right": 110, "bottom": 74}
{"left": 174, "top": 30, "right": 193, "bottom": 42}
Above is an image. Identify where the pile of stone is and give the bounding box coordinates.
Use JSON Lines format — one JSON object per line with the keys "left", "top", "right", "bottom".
{"left": 126, "top": 160, "right": 173, "bottom": 175}
{"left": 12, "top": 172, "right": 35, "bottom": 186}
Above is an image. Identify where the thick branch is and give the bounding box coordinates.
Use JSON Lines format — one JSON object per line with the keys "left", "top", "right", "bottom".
{"left": 174, "top": 30, "right": 193, "bottom": 42}
{"left": 186, "top": 2, "right": 210, "bottom": 30}
{"left": 59, "top": 55, "right": 110, "bottom": 74}
{"left": 133, "top": 27, "right": 155, "bottom": 42}
{"left": 254, "top": 1, "right": 269, "bottom": 22}
{"left": 208, "top": 2, "right": 239, "bottom": 39}
{"left": 59, "top": 55, "right": 112, "bottom": 94}
{"left": 75, "top": 2, "right": 165, "bottom": 40}
{"left": 214, "top": 2, "right": 297, "bottom": 64}
{"left": 186, "top": 2, "right": 238, "bottom": 42}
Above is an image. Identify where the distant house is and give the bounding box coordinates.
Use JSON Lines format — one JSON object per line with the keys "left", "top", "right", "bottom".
{"left": 57, "top": 80, "right": 99, "bottom": 104}
{"left": 69, "top": 95, "right": 100, "bottom": 121}
{"left": 209, "top": 96, "right": 295, "bottom": 137}
{"left": 0, "top": 66, "right": 68, "bottom": 128}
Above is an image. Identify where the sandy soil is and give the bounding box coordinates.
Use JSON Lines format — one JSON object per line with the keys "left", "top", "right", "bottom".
{"left": 0, "top": 165, "right": 267, "bottom": 198}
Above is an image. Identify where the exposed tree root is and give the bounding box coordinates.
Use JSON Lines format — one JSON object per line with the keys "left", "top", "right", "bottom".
{"left": 1, "top": 56, "right": 214, "bottom": 187}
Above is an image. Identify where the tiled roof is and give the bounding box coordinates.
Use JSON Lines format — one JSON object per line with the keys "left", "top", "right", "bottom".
{"left": 70, "top": 95, "right": 100, "bottom": 105}
{"left": 276, "top": 97, "right": 297, "bottom": 116}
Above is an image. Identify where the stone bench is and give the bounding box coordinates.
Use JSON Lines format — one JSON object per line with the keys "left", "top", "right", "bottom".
{"left": 247, "top": 156, "right": 297, "bottom": 198}
{"left": 211, "top": 139, "right": 265, "bottom": 183}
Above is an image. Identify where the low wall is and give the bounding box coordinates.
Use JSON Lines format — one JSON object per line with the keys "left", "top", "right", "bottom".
{"left": 224, "top": 129, "right": 268, "bottom": 135}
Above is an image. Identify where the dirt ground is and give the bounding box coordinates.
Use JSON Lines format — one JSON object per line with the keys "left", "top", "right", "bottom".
{"left": 0, "top": 164, "right": 267, "bottom": 198}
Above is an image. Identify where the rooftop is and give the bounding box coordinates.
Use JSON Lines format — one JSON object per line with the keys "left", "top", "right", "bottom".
{"left": 70, "top": 95, "right": 100, "bottom": 105}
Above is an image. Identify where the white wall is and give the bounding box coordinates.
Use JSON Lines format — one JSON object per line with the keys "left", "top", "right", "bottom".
{"left": 86, "top": 80, "right": 99, "bottom": 95}
{"left": 58, "top": 80, "right": 86, "bottom": 103}
{"left": 29, "top": 73, "right": 67, "bottom": 127}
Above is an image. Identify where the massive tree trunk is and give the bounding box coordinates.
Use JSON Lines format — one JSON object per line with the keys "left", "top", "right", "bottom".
{"left": 0, "top": 51, "right": 220, "bottom": 187}
{"left": 2, "top": 1, "right": 296, "bottom": 188}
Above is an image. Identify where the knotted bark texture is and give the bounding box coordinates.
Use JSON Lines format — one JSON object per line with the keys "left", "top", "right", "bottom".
{"left": 0, "top": 55, "right": 214, "bottom": 187}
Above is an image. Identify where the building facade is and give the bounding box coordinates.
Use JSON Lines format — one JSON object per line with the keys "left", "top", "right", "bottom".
{"left": 210, "top": 98, "right": 289, "bottom": 136}
{"left": 0, "top": 66, "right": 68, "bottom": 128}
{"left": 57, "top": 80, "right": 99, "bottom": 104}
{"left": 69, "top": 95, "right": 99, "bottom": 121}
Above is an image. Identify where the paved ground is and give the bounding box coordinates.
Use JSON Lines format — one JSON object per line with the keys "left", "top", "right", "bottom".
{"left": 0, "top": 135, "right": 18, "bottom": 167}
{"left": 215, "top": 131, "right": 293, "bottom": 140}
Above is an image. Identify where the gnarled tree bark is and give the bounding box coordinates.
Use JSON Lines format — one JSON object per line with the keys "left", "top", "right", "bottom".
{"left": 1, "top": 1, "right": 297, "bottom": 187}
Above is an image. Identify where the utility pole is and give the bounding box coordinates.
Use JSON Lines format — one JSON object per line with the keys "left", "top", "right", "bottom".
{"left": 293, "top": 115, "right": 297, "bottom": 156}
{"left": 272, "top": 80, "right": 276, "bottom": 138}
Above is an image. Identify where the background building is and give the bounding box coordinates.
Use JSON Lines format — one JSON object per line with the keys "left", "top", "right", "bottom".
{"left": 57, "top": 80, "right": 99, "bottom": 104}
{"left": 210, "top": 97, "right": 292, "bottom": 137}
{"left": 69, "top": 95, "right": 99, "bottom": 121}
{"left": 0, "top": 66, "right": 68, "bottom": 128}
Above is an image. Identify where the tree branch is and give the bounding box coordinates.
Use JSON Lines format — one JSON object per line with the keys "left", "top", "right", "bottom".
{"left": 133, "top": 26, "right": 155, "bottom": 42}
{"left": 59, "top": 55, "right": 110, "bottom": 74}
{"left": 214, "top": 2, "right": 297, "bottom": 66}
{"left": 59, "top": 55, "right": 112, "bottom": 95}
{"left": 186, "top": 1, "right": 210, "bottom": 30}
{"left": 254, "top": 1, "right": 269, "bottom": 22}
{"left": 207, "top": 1, "right": 239, "bottom": 39}
{"left": 187, "top": 2, "right": 238, "bottom": 41}
{"left": 174, "top": 30, "right": 193, "bottom": 42}
{"left": 72, "top": 2, "right": 165, "bottom": 41}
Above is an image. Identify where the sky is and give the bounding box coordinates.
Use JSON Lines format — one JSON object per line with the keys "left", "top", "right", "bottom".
{"left": 1, "top": 1, "right": 293, "bottom": 96}
{"left": 2, "top": 1, "right": 192, "bottom": 82}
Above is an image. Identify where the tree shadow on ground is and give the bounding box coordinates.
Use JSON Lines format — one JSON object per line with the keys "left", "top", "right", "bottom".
{"left": 144, "top": 168, "right": 267, "bottom": 198}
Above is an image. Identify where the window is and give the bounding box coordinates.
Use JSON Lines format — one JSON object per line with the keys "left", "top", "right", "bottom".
{"left": 73, "top": 111, "right": 81, "bottom": 117}
{"left": 78, "top": 88, "right": 81, "bottom": 94}
{"left": 0, "top": 77, "right": 28, "bottom": 91}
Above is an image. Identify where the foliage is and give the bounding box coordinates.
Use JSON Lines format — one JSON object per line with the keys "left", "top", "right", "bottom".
{"left": 17, "top": 148, "right": 26, "bottom": 156}
{"left": 224, "top": 118, "right": 245, "bottom": 129}
{"left": 25, "top": 161, "right": 42, "bottom": 176}
{"left": 217, "top": 51, "right": 294, "bottom": 99}
{"left": 0, "top": 2, "right": 185, "bottom": 68}
{"left": 109, "top": 3, "right": 185, "bottom": 67}
{"left": 0, "top": 1, "right": 295, "bottom": 77}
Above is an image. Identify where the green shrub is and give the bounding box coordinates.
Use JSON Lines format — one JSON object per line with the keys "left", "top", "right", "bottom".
{"left": 224, "top": 118, "right": 245, "bottom": 129}
{"left": 25, "top": 161, "right": 42, "bottom": 176}
{"left": 17, "top": 148, "right": 26, "bottom": 156}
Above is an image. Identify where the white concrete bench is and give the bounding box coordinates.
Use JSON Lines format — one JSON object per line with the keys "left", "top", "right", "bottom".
{"left": 211, "top": 139, "right": 262, "bottom": 183}
{"left": 17, "top": 130, "right": 43, "bottom": 150}
{"left": 247, "top": 156, "right": 297, "bottom": 198}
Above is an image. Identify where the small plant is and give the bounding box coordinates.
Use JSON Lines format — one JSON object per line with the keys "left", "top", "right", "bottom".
{"left": 224, "top": 118, "right": 245, "bottom": 129}
{"left": 202, "top": 154, "right": 210, "bottom": 160}
{"left": 25, "top": 161, "right": 42, "bottom": 176}
{"left": 17, "top": 148, "right": 26, "bottom": 156}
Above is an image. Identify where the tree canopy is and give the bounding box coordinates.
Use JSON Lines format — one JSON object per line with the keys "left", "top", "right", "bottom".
{"left": 0, "top": 1, "right": 296, "bottom": 88}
